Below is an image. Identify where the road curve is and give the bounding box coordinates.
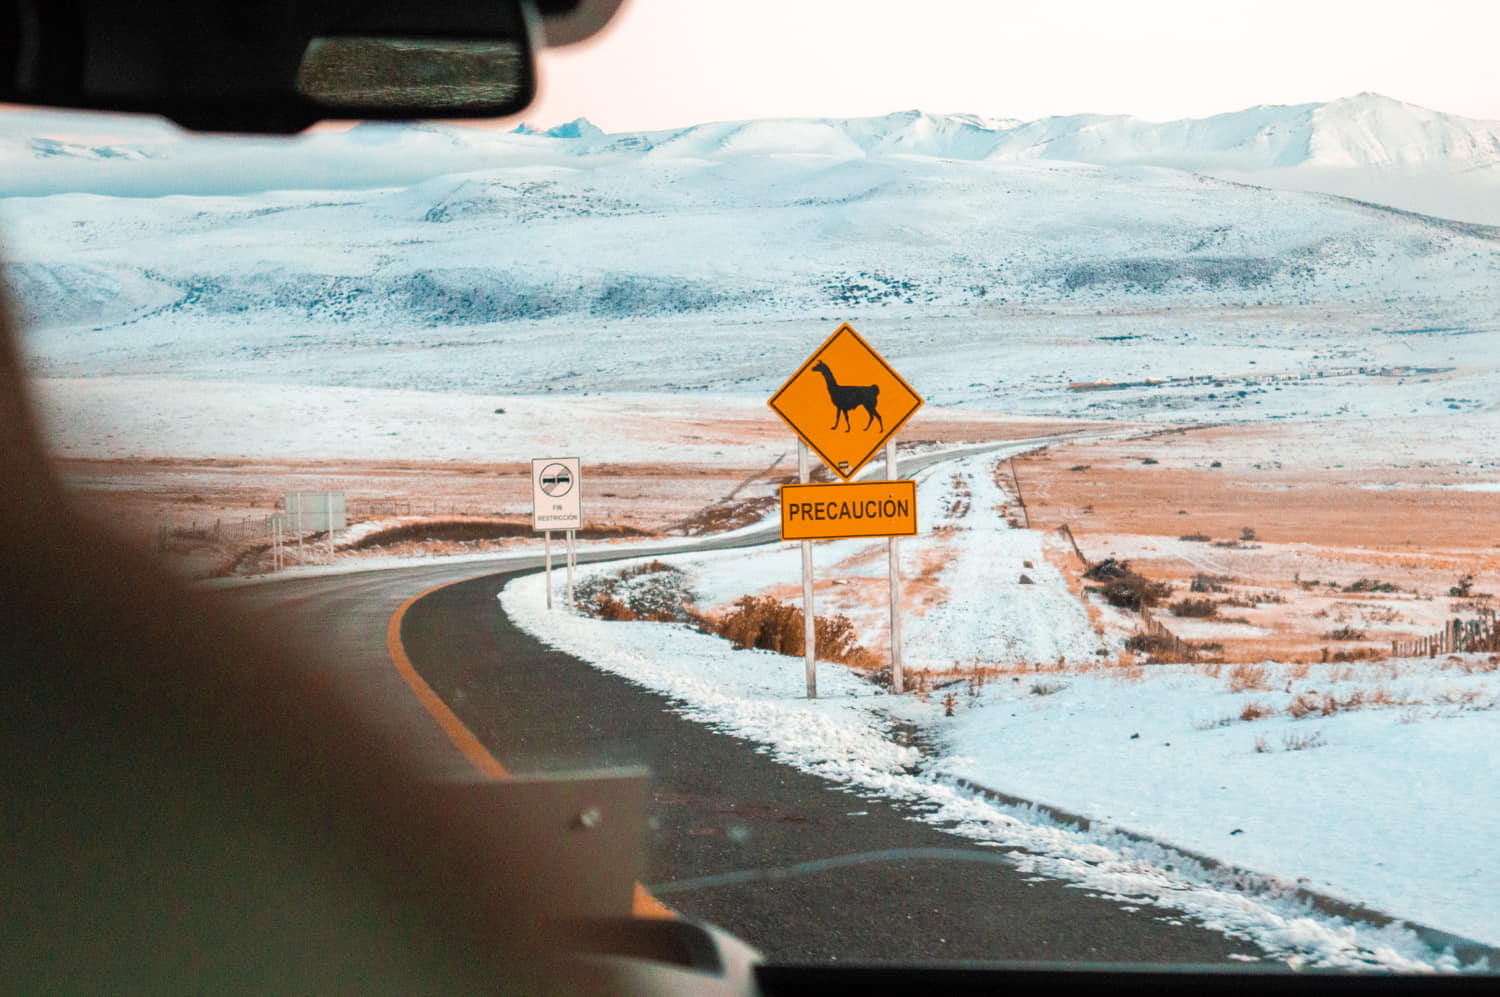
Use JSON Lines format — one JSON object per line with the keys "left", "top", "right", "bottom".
{"left": 219, "top": 437, "right": 1263, "bottom": 963}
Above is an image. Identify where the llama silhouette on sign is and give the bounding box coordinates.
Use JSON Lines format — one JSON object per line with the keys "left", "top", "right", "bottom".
{"left": 811, "top": 361, "right": 883, "bottom": 433}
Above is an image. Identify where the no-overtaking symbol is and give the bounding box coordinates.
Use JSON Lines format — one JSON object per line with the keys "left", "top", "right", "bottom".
{"left": 539, "top": 463, "right": 574, "bottom": 497}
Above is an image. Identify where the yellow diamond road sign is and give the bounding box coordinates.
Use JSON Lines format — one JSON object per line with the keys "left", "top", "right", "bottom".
{"left": 768, "top": 323, "right": 923, "bottom": 481}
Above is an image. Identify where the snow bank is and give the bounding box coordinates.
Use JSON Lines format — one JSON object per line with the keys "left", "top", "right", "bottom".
{"left": 501, "top": 566, "right": 1484, "bottom": 970}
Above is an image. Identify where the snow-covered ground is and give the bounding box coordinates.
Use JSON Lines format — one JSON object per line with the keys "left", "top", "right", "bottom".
{"left": 503, "top": 450, "right": 1500, "bottom": 969}
{"left": 503, "top": 581, "right": 1493, "bottom": 969}
{"left": 4, "top": 100, "right": 1500, "bottom": 428}
{"left": 686, "top": 449, "right": 1115, "bottom": 667}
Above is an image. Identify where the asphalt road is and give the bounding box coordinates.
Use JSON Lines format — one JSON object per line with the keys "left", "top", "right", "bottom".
{"left": 222, "top": 438, "right": 1264, "bottom": 964}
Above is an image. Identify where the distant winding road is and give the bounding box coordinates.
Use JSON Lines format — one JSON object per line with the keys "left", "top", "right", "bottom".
{"left": 219, "top": 438, "right": 1261, "bottom": 964}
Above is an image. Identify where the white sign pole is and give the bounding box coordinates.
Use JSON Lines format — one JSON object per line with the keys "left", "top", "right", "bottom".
{"left": 545, "top": 530, "right": 554, "bottom": 610}
{"left": 532, "top": 458, "right": 582, "bottom": 611}
{"left": 565, "top": 529, "right": 576, "bottom": 610}
{"left": 799, "top": 440, "right": 817, "bottom": 699}
{"left": 886, "top": 439, "right": 904, "bottom": 695}
{"left": 325, "top": 490, "right": 335, "bottom": 564}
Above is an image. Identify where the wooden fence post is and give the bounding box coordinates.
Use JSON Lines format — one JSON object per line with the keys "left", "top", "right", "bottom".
{"left": 1059, "top": 524, "right": 1088, "bottom": 567}
{"left": 1009, "top": 459, "right": 1031, "bottom": 529}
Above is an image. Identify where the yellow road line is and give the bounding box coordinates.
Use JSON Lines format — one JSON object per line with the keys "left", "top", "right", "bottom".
{"left": 386, "top": 577, "right": 673, "bottom": 919}
{"left": 387, "top": 580, "right": 512, "bottom": 778}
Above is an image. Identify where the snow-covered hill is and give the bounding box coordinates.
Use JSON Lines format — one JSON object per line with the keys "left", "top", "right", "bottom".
{"left": 2, "top": 96, "right": 1499, "bottom": 424}
{"left": 2, "top": 94, "right": 1498, "bottom": 220}
{"left": 979, "top": 93, "right": 1500, "bottom": 173}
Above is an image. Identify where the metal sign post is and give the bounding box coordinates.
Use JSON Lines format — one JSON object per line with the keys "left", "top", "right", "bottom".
{"left": 769, "top": 324, "right": 924, "bottom": 700}
{"left": 799, "top": 441, "right": 817, "bottom": 699}
{"left": 886, "top": 439, "right": 904, "bottom": 695}
{"left": 532, "top": 457, "right": 582, "bottom": 611}
{"left": 283, "top": 491, "right": 345, "bottom": 567}
{"left": 566, "top": 528, "right": 576, "bottom": 610}
{"left": 545, "top": 530, "right": 554, "bottom": 610}
{"left": 268, "top": 513, "right": 285, "bottom": 573}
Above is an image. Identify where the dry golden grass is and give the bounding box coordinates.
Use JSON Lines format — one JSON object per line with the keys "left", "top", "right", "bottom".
{"left": 1226, "top": 662, "right": 1271, "bottom": 692}
{"left": 694, "top": 595, "right": 877, "bottom": 669}
{"left": 1240, "top": 699, "right": 1276, "bottom": 721}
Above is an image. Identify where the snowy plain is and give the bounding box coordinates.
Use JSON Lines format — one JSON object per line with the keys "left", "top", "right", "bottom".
{"left": 506, "top": 450, "right": 1500, "bottom": 969}
{"left": 4, "top": 96, "right": 1500, "bottom": 968}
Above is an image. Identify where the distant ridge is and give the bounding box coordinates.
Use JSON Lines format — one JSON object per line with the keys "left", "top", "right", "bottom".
{"left": 511, "top": 94, "right": 1500, "bottom": 174}
{"left": 3, "top": 94, "right": 1498, "bottom": 223}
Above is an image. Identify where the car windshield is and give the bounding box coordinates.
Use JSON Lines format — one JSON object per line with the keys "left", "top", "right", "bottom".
{"left": 4, "top": 0, "right": 1500, "bottom": 974}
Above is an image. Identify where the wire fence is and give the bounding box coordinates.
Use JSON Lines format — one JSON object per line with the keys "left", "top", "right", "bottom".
{"left": 156, "top": 515, "right": 281, "bottom": 548}
{"left": 154, "top": 501, "right": 518, "bottom": 550}
{"left": 1392, "top": 614, "right": 1500, "bottom": 657}
{"left": 1138, "top": 605, "right": 1198, "bottom": 661}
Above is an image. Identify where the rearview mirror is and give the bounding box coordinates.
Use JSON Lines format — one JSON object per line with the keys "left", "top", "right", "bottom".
{"left": 295, "top": 35, "right": 528, "bottom": 113}
{"left": 2, "top": 0, "right": 541, "bottom": 133}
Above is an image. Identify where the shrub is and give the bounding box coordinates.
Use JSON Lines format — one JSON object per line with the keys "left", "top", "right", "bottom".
{"left": 1103, "top": 574, "right": 1172, "bottom": 610}
{"left": 1324, "top": 626, "right": 1367, "bottom": 641}
{"left": 1343, "top": 578, "right": 1399, "bottom": 593}
{"left": 1282, "top": 730, "right": 1327, "bottom": 751}
{"left": 620, "top": 559, "right": 673, "bottom": 579}
{"left": 1123, "top": 631, "right": 1195, "bottom": 663}
{"left": 1030, "top": 680, "right": 1068, "bottom": 696}
{"left": 1083, "top": 558, "right": 1131, "bottom": 581}
{"left": 710, "top": 595, "right": 802, "bottom": 653}
{"left": 699, "top": 595, "right": 874, "bottom": 667}
{"left": 1226, "top": 663, "right": 1269, "bottom": 692}
{"left": 576, "top": 560, "right": 697, "bottom": 623}
{"left": 1083, "top": 558, "right": 1172, "bottom": 610}
{"left": 1124, "top": 632, "right": 1170, "bottom": 654}
{"left": 1330, "top": 647, "right": 1384, "bottom": 662}
{"left": 1170, "top": 597, "right": 1218, "bottom": 618}
{"left": 1190, "top": 573, "right": 1230, "bottom": 592}
{"left": 1240, "top": 699, "right": 1275, "bottom": 722}
{"left": 1287, "top": 692, "right": 1321, "bottom": 719}
{"left": 592, "top": 594, "right": 637, "bottom": 621}
{"left": 574, "top": 572, "right": 620, "bottom": 612}
{"left": 1179, "top": 534, "right": 1211, "bottom": 542}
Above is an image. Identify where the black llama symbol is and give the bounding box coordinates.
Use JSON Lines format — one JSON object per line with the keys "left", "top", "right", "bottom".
{"left": 811, "top": 361, "right": 883, "bottom": 433}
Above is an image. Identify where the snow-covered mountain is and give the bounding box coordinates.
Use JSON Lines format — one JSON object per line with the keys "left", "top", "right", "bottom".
{"left": 2, "top": 94, "right": 1497, "bottom": 221}
{"left": 2, "top": 93, "right": 1498, "bottom": 417}
{"left": 3, "top": 127, "right": 1497, "bottom": 408}
{"left": 983, "top": 93, "right": 1500, "bottom": 173}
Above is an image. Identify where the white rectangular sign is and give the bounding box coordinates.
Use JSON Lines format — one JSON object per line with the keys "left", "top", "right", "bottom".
{"left": 284, "top": 491, "right": 346, "bottom": 532}
{"left": 531, "top": 457, "right": 581, "bottom": 532}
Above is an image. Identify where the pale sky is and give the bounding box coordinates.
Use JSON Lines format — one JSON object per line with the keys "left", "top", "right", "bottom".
{"left": 510, "top": 0, "right": 1500, "bottom": 131}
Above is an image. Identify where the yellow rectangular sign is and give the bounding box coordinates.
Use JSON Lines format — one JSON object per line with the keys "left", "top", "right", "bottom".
{"left": 780, "top": 480, "right": 917, "bottom": 541}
